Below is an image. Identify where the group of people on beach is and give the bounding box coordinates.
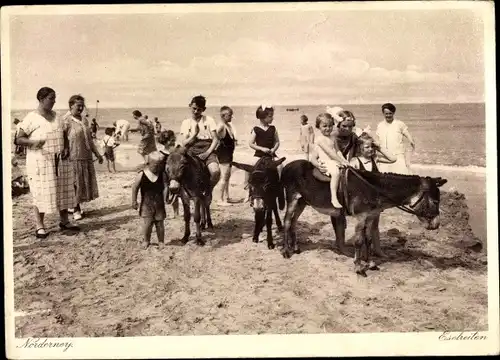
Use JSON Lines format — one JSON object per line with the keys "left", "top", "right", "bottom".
{"left": 13, "top": 86, "right": 415, "bottom": 247}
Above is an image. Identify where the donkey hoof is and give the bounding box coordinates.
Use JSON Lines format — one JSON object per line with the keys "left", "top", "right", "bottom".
{"left": 281, "top": 248, "right": 292, "bottom": 259}
{"left": 294, "top": 247, "right": 301, "bottom": 254}
{"left": 180, "top": 236, "right": 189, "bottom": 244}
{"left": 252, "top": 237, "right": 259, "bottom": 243}
{"left": 368, "top": 261, "right": 379, "bottom": 271}
{"left": 207, "top": 222, "right": 214, "bottom": 229}
{"left": 195, "top": 238, "right": 205, "bottom": 246}
{"left": 355, "top": 265, "right": 367, "bottom": 277}
{"left": 268, "top": 243, "right": 275, "bottom": 250}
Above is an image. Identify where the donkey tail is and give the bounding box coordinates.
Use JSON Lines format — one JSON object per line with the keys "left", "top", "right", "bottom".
{"left": 277, "top": 180, "right": 285, "bottom": 210}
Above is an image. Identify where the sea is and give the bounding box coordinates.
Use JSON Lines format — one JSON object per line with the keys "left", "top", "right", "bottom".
{"left": 10, "top": 102, "right": 486, "bottom": 169}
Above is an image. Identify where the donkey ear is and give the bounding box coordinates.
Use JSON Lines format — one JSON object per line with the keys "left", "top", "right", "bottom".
{"left": 231, "top": 161, "right": 254, "bottom": 173}
{"left": 435, "top": 177, "right": 448, "bottom": 187}
{"left": 273, "top": 157, "right": 286, "bottom": 167}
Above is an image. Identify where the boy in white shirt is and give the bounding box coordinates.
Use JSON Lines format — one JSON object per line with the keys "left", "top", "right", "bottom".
{"left": 179, "top": 95, "right": 221, "bottom": 189}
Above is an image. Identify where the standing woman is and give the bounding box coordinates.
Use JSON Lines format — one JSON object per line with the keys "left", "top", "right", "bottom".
{"left": 15, "top": 87, "right": 79, "bottom": 238}
{"left": 133, "top": 110, "right": 157, "bottom": 165}
{"left": 215, "top": 106, "right": 237, "bottom": 205}
{"left": 63, "top": 95, "right": 103, "bottom": 220}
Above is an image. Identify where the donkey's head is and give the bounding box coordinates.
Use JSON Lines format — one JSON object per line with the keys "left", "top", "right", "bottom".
{"left": 165, "top": 145, "right": 189, "bottom": 196}
{"left": 409, "top": 176, "right": 448, "bottom": 230}
{"left": 232, "top": 156, "right": 286, "bottom": 211}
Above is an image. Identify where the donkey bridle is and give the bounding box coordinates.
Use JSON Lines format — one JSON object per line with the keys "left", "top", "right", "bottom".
{"left": 345, "top": 166, "right": 428, "bottom": 216}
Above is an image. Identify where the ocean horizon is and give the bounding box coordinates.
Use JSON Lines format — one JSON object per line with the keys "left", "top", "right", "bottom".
{"left": 10, "top": 102, "right": 486, "bottom": 168}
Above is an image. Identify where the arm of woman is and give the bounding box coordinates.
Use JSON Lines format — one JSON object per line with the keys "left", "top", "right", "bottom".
{"left": 401, "top": 125, "right": 415, "bottom": 149}
{"left": 376, "top": 147, "right": 397, "bottom": 163}
{"left": 271, "top": 129, "right": 280, "bottom": 154}
{"left": 15, "top": 128, "right": 44, "bottom": 148}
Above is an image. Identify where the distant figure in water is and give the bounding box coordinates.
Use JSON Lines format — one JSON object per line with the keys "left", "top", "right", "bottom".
{"left": 376, "top": 103, "right": 415, "bottom": 174}
{"left": 154, "top": 117, "right": 162, "bottom": 135}
{"left": 131, "top": 151, "right": 169, "bottom": 250}
{"left": 299, "top": 114, "right": 314, "bottom": 160}
{"left": 90, "top": 118, "right": 99, "bottom": 138}
{"left": 113, "top": 119, "right": 131, "bottom": 142}
{"left": 133, "top": 110, "right": 157, "bottom": 165}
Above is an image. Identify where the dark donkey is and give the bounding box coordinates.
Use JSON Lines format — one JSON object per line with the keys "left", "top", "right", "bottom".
{"left": 232, "top": 156, "right": 286, "bottom": 249}
{"left": 280, "top": 159, "right": 447, "bottom": 276}
{"left": 166, "top": 146, "right": 213, "bottom": 246}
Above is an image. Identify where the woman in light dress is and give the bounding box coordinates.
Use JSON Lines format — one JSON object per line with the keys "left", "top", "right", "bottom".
{"left": 15, "top": 87, "right": 79, "bottom": 238}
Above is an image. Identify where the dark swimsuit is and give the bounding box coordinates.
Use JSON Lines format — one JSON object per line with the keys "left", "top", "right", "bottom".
{"left": 253, "top": 126, "right": 278, "bottom": 158}
{"left": 139, "top": 171, "right": 166, "bottom": 220}
{"left": 216, "top": 128, "right": 236, "bottom": 164}
{"left": 357, "top": 157, "right": 379, "bottom": 173}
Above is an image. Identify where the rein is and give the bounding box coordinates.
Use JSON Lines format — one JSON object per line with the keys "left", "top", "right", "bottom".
{"left": 345, "top": 166, "right": 424, "bottom": 216}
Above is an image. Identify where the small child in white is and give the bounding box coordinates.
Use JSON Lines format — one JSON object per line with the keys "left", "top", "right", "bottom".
{"left": 314, "top": 113, "right": 351, "bottom": 208}
{"left": 101, "top": 127, "right": 120, "bottom": 173}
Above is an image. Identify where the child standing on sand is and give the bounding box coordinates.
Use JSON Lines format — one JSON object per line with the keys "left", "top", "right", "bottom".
{"left": 216, "top": 106, "right": 237, "bottom": 205}
{"left": 314, "top": 113, "right": 352, "bottom": 209}
{"left": 131, "top": 151, "right": 169, "bottom": 249}
{"left": 299, "top": 114, "right": 314, "bottom": 160}
{"left": 244, "top": 105, "right": 281, "bottom": 202}
{"left": 101, "top": 127, "right": 120, "bottom": 173}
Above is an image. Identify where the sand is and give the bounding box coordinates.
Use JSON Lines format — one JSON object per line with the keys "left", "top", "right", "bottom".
{"left": 10, "top": 154, "right": 488, "bottom": 337}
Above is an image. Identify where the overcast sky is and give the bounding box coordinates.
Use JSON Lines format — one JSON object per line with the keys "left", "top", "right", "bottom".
{"left": 6, "top": 4, "right": 488, "bottom": 109}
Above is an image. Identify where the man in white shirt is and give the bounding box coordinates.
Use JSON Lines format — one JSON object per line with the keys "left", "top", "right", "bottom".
{"left": 376, "top": 103, "right": 415, "bottom": 174}
{"left": 114, "top": 119, "right": 131, "bottom": 142}
{"left": 179, "top": 95, "right": 221, "bottom": 189}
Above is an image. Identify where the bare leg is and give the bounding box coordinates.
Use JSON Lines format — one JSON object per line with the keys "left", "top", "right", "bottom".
{"left": 142, "top": 218, "right": 154, "bottom": 249}
{"left": 330, "top": 171, "right": 342, "bottom": 208}
{"left": 107, "top": 160, "right": 111, "bottom": 173}
{"left": 112, "top": 160, "right": 117, "bottom": 173}
{"left": 353, "top": 214, "right": 368, "bottom": 276}
{"left": 370, "top": 214, "right": 387, "bottom": 258}
{"left": 34, "top": 206, "right": 47, "bottom": 236}
{"left": 156, "top": 220, "right": 165, "bottom": 243}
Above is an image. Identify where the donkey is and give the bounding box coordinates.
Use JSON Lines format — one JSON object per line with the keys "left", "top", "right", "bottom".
{"left": 232, "top": 156, "right": 286, "bottom": 249}
{"left": 166, "top": 146, "right": 213, "bottom": 246}
{"left": 280, "top": 159, "right": 447, "bottom": 276}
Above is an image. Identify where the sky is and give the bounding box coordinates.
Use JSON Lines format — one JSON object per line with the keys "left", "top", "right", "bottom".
{"left": 5, "top": 4, "right": 488, "bottom": 109}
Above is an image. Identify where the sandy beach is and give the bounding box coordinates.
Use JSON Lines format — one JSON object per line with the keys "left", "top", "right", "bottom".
{"left": 10, "top": 143, "right": 487, "bottom": 337}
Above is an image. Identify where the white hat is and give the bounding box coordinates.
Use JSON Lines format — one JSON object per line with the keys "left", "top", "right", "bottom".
{"left": 326, "top": 106, "right": 344, "bottom": 124}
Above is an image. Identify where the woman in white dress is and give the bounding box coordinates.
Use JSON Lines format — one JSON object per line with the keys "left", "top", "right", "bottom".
{"left": 15, "top": 87, "right": 80, "bottom": 238}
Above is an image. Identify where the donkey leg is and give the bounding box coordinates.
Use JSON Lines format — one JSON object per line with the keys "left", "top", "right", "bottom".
{"left": 200, "top": 201, "right": 206, "bottom": 230}
{"left": 181, "top": 197, "right": 191, "bottom": 244}
{"left": 281, "top": 197, "right": 299, "bottom": 259}
{"left": 353, "top": 215, "right": 368, "bottom": 277}
{"left": 266, "top": 209, "right": 275, "bottom": 249}
{"left": 365, "top": 215, "right": 380, "bottom": 270}
{"left": 273, "top": 203, "right": 284, "bottom": 232}
{"left": 290, "top": 198, "right": 306, "bottom": 254}
{"left": 253, "top": 211, "right": 265, "bottom": 243}
{"left": 370, "top": 214, "right": 387, "bottom": 259}
{"left": 205, "top": 203, "right": 214, "bottom": 229}
{"left": 193, "top": 198, "right": 205, "bottom": 246}
{"left": 331, "top": 213, "right": 347, "bottom": 254}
